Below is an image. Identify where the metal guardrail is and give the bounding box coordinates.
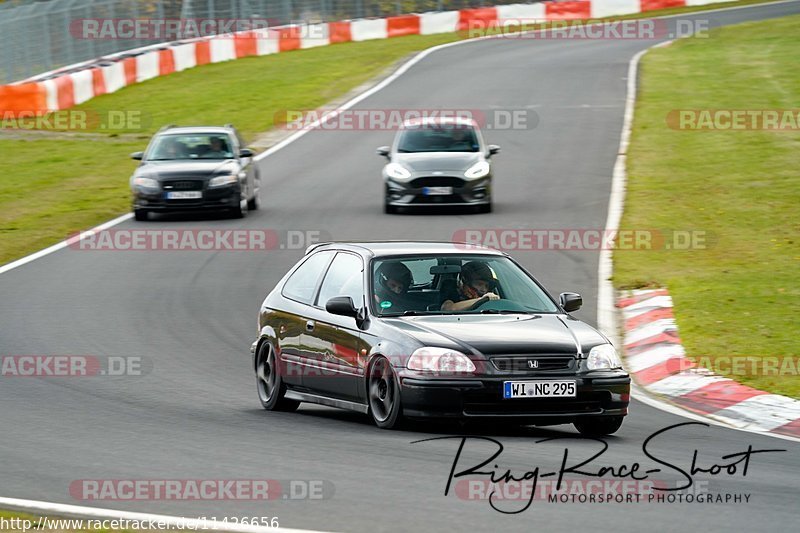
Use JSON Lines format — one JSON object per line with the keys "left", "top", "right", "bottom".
{"left": 0, "top": 0, "right": 539, "bottom": 84}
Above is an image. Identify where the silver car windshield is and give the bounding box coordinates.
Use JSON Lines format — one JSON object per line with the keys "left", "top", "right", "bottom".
{"left": 396, "top": 124, "right": 480, "bottom": 153}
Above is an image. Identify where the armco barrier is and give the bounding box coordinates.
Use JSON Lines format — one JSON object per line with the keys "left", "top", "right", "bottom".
{"left": 0, "top": 1, "right": 732, "bottom": 116}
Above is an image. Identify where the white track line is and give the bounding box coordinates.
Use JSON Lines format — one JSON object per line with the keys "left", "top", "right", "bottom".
{"left": 0, "top": 213, "right": 133, "bottom": 276}
{"left": 0, "top": 497, "right": 323, "bottom": 533}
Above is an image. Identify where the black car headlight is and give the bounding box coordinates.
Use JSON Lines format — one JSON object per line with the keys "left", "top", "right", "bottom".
{"left": 408, "top": 347, "right": 476, "bottom": 373}
{"left": 587, "top": 344, "right": 622, "bottom": 370}
{"left": 208, "top": 174, "right": 239, "bottom": 187}
{"left": 133, "top": 176, "right": 159, "bottom": 189}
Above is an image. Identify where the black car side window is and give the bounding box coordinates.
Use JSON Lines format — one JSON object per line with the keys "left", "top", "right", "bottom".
{"left": 282, "top": 251, "right": 335, "bottom": 305}
{"left": 317, "top": 253, "right": 364, "bottom": 308}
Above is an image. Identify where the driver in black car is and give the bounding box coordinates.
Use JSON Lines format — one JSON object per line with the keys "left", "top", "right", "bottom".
{"left": 441, "top": 261, "right": 500, "bottom": 311}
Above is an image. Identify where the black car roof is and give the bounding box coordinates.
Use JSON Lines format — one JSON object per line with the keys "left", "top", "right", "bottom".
{"left": 306, "top": 241, "right": 505, "bottom": 258}
{"left": 157, "top": 126, "right": 233, "bottom": 135}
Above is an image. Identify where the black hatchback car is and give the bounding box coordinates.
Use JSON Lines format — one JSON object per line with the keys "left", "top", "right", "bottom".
{"left": 251, "top": 242, "right": 630, "bottom": 435}
{"left": 129, "top": 125, "right": 260, "bottom": 220}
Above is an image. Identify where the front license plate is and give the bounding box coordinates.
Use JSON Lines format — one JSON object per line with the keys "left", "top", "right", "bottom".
{"left": 166, "top": 191, "right": 202, "bottom": 200}
{"left": 503, "top": 380, "right": 576, "bottom": 399}
{"left": 422, "top": 186, "right": 452, "bottom": 195}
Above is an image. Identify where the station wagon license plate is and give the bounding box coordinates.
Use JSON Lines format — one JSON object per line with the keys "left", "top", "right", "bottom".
{"left": 503, "top": 380, "right": 576, "bottom": 399}
{"left": 422, "top": 186, "right": 452, "bottom": 195}
{"left": 166, "top": 191, "right": 202, "bottom": 200}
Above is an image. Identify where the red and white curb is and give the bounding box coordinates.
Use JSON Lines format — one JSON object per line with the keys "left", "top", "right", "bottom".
{"left": 618, "top": 289, "right": 800, "bottom": 438}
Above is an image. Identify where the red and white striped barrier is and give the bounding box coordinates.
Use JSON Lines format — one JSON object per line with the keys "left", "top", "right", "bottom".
{"left": 0, "top": 0, "right": 734, "bottom": 116}
{"left": 619, "top": 289, "right": 800, "bottom": 438}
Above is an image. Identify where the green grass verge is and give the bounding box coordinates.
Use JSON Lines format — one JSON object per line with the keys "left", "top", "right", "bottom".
{"left": 614, "top": 14, "right": 800, "bottom": 398}
{"left": 0, "top": 0, "right": 786, "bottom": 267}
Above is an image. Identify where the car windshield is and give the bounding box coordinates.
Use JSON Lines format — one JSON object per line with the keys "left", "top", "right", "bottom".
{"left": 148, "top": 133, "right": 234, "bottom": 161}
{"left": 396, "top": 124, "right": 480, "bottom": 153}
{"left": 371, "top": 255, "right": 559, "bottom": 316}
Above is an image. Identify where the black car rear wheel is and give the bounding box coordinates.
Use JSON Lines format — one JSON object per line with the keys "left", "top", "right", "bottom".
{"left": 367, "top": 356, "right": 403, "bottom": 429}
{"left": 256, "top": 342, "right": 299, "bottom": 412}
{"left": 574, "top": 416, "right": 624, "bottom": 436}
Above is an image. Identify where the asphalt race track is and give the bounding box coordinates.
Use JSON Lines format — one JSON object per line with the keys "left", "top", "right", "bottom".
{"left": 1, "top": 2, "right": 799, "bottom": 532}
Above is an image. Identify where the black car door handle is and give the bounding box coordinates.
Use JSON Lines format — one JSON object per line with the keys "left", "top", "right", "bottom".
{"left": 305, "top": 320, "right": 315, "bottom": 332}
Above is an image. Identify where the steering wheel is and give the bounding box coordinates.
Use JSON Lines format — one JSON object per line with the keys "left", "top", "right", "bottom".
{"left": 468, "top": 297, "right": 512, "bottom": 311}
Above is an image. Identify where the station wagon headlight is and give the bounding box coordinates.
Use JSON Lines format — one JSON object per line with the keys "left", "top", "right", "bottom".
{"left": 408, "top": 347, "right": 476, "bottom": 373}
{"left": 587, "top": 344, "right": 622, "bottom": 370}
{"left": 133, "top": 176, "right": 159, "bottom": 189}
{"left": 464, "top": 161, "right": 490, "bottom": 179}
{"left": 385, "top": 163, "right": 412, "bottom": 181}
{"left": 208, "top": 174, "right": 239, "bottom": 187}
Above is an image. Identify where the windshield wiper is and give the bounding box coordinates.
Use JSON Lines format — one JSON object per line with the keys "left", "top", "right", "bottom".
{"left": 478, "top": 309, "right": 539, "bottom": 315}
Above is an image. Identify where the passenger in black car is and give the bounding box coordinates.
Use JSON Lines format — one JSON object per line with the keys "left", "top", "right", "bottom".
{"left": 374, "top": 262, "right": 416, "bottom": 313}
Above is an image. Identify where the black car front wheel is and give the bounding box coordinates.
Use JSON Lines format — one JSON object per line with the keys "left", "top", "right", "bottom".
{"left": 133, "top": 209, "right": 149, "bottom": 221}
{"left": 230, "top": 196, "right": 249, "bottom": 219}
{"left": 574, "top": 416, "right": 624, "bottom": 436}
{"left": 256, "top": 342, "right": 299, "bottom": 412}
{"left": 367, "top": 356, "right": 403, "bottom": 429}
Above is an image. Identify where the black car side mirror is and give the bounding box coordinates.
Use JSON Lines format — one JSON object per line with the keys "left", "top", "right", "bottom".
{"left": 487, "top": 145, "right": 501, "bottom": 157}
{"left": 239, "top": 148, "right": 254, "bottom": 158}
{"left": 376, "top": 146, "right": 390, "bottom": 159}
{"left": 559, "top": 292, "right": 582, "bottom": 312}
{"left": 130, "top": 151, "right": 144, "bottom": 160}
{"left": 326, "top": 296, "right": 359, "bottom": 318}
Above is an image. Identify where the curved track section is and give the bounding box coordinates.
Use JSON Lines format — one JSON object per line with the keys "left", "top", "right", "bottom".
{"left": 1, "top": 3, "right": 799, "bottom": 532}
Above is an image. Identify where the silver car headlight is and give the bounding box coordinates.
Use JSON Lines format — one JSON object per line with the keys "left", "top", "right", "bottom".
{"left": 464, "top": 161, "right": 490, "bottom": 179}
{"left": 208, "top": 174, "right": 239, "bottom": 187}
{"left": 587, "top": 344, "right": 622, "bottom": 370}
{"left": 133, "top": 176, "right": 159, "bottom": 189}
{"left": 408, "top": 347, "right": 476, "bottom": 373}
{"left": 385, "top": 163, "right": 412, "bottom": 181}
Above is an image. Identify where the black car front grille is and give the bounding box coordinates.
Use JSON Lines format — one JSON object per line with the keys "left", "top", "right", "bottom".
{"left": 163, "top": 180, "right": 204, "bottom": 191}
{"left": 409, "top": 176, "right": 465, "bottom": 188}
{"left": 490, "top": 355, "right": 575, "bottom": 373}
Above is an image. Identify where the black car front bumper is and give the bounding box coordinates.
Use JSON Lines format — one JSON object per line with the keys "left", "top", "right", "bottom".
{"left": 398, "top": 373, "right": 630, "bottom": 423}
{"left": 133, "top": 185, "right": 241, "bottom": 212}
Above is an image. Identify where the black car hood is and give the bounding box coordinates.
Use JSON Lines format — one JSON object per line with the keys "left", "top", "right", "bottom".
{"left": 393, "top": 152, "right": 482, "bottom": 172}
{"left": 136, "top": 160, "right": 238, "bottom": 179}
{"left": 388, "top": 314, "right": 606, "bottom": 356}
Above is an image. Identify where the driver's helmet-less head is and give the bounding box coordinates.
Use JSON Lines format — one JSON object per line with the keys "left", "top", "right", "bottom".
{"left": 459, "top": 261, "right": 496, "bottom": 298}
{"left": 378, "top": 262, "right": 412, "bottom": 295}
